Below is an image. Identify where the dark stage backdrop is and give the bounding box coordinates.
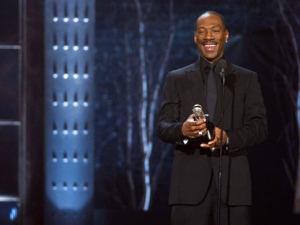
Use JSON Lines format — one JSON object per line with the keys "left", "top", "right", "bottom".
{"left": 93, "top": 0, "right": 300, "bottom": 224}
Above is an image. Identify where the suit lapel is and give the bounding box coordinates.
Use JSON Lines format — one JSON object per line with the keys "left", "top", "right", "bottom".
{"left": 185, "top": 62, "right": 207, "bottom": 112}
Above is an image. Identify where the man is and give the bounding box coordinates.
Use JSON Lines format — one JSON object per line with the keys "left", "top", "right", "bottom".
{"left": 157, "top": 11, "right": 267, "bottom": 225}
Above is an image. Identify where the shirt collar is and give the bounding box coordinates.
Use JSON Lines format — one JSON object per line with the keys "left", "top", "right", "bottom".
{"left": 199, "top": 56, "right": 226, "bottom": 74}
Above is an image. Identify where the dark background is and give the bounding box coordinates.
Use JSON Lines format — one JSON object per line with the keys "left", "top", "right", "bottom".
{"left": 94, "top": 0, "right": 300, "bottom": 224}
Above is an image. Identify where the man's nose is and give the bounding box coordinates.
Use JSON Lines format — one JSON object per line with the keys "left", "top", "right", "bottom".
{"left": 204, "top": 31, "right": 214, "bottom": 39}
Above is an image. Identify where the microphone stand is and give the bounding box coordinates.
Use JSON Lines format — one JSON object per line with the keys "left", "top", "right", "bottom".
{"left": 217, "top": 68, "right": 226, "bottom": 225}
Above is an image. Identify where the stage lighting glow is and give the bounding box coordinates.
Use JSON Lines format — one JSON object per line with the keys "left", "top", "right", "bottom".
{"left": 83, "top": 183, "right": 88, "bottom": 191}
{"left": 52, "top": 123, "right": 58, "bottom": 135}
{"left": 52, "top": 153, "right": 58, "bottom": 162}
{"left": 45, "top": 1, "right": 95, "bottom": 222}
{"left": 9, "top": 207, "right": 18, "bottom": 221}
{"left": 83, "top": 129, "right": 88, "bottom": 135}
{"left": 83, "top": 154, "right": 88, "bottom": 163}
{"left": 52, "top": 182, "right": 58, "bottom": 190}
{"left": 63, "top": 156, "right": 68, "bottom": 163}
{"left": 63, "top": 73, "right": 69, "bottom": 79}
{"left": 73, "top": 154, "right": 78, "bottom": 163}
{"left": 63, "top": 182, "right": 68, "bottom": 190}
{"left": 73, "top": 183, "right": 78, "bottom": 191}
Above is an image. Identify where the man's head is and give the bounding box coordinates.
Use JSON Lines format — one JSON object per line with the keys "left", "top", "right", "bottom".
{"left": 194, "top": 11, "right": 229, "bottom": 63}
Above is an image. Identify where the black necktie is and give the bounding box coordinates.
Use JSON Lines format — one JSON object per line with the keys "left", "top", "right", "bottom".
{"left": 206, "top": 65, "right": 217, "bottom": 120}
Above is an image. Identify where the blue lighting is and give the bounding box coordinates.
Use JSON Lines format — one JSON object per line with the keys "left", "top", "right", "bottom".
{"left": 9, "top": 207, "right": 18, "bottom": 221}
{"left": 63, "top": 73, "right": 69, "bottom": 79}
{"left": 45, "top": 1, "right": 95, "bottom": 223}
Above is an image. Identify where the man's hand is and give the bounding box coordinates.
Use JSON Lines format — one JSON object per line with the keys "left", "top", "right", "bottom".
{"left": 200, "top": 127, "right": 228, "bottom": 150}
{"left": 181, "top": 114, "right": 207, "bottom": 139}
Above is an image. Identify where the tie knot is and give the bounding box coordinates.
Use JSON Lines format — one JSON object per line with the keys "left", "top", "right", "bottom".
{"left": 205, "top": 64, "right": 215, "bottom": 76}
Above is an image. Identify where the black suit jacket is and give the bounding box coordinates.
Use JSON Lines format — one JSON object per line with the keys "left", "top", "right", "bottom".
{"left": 157, "top": 57, "right": 267, "bottom": 206}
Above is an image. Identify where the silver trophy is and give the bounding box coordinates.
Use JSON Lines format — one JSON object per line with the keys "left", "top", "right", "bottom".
{"left": 192, "top": 104, "right": 212, "bottom": 140}
{"left": 192, "top": 104, "right": 208, "bottom": 121}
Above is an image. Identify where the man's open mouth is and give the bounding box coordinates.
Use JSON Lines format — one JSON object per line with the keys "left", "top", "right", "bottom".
{"left": 204, "top": 44, "right": 217, "bottom": 51}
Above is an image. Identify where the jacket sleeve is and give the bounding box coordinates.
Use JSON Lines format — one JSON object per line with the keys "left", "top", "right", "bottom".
{"left": 226, "top": 72, "right": 268, "bottom": 151}
{"left": 157, "top": 73, "right": 186, "bottom": 144}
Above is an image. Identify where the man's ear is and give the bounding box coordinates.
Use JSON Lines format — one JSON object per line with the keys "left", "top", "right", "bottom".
{"left": 193, "top": 33, "right": 197, "bottom": 43}
{"left": 225, "top": 30, "right": 229, "bottom": 42}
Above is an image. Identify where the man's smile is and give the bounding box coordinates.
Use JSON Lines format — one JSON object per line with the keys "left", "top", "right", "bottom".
{"left": 203, "top": 44, "right": 217, "bottom": 51}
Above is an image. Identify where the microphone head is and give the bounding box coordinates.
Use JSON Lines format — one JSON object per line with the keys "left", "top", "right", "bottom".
{"left": 214, "top": 59, "right": 227, "bottom": 76}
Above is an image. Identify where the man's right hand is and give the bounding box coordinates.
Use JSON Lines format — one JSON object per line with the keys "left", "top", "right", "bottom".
{"left": 181, "top": 114, "right": 207, "bottom": 139}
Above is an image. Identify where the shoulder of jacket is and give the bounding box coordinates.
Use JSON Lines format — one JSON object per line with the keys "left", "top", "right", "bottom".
{"left": 230, "top": 63, "right": 255, "bottom": 76}
{"left": 169, "top": 62, "right": 198, "bottom": 76}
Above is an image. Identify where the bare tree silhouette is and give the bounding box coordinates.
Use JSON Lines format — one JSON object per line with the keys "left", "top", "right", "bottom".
{"left": 95, "top": 0, "right": 175, "bottom": 211}
{"left": 132, "top": 0, "right": 175, "bottom": 211}
{"left": 276, "top": 0, "right": 300, "bottom": 213}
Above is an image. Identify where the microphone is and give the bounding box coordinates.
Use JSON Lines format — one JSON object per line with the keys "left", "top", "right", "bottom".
{"left": 213, "top": 59, "right": 227, "bottom": 225}
{"left": 214, "top": 59, "right": 227, "bottom": 84}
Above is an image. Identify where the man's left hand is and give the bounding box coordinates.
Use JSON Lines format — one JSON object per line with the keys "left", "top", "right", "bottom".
{"left": 200, "top": 127, "right": 228, "bottom": 150}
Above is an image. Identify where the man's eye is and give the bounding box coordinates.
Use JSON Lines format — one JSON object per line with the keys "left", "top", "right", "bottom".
{"left": 213, "top": 30, "right": 220, "bottom": 33}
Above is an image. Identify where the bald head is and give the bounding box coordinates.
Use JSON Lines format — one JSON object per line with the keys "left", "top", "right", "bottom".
{"left": 195, "top": 11, "right": 227, "bottom": 32}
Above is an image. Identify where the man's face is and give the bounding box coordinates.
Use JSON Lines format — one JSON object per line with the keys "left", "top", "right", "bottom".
{"left": 194, "top": 13, "right": 229, "bottom": 63}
